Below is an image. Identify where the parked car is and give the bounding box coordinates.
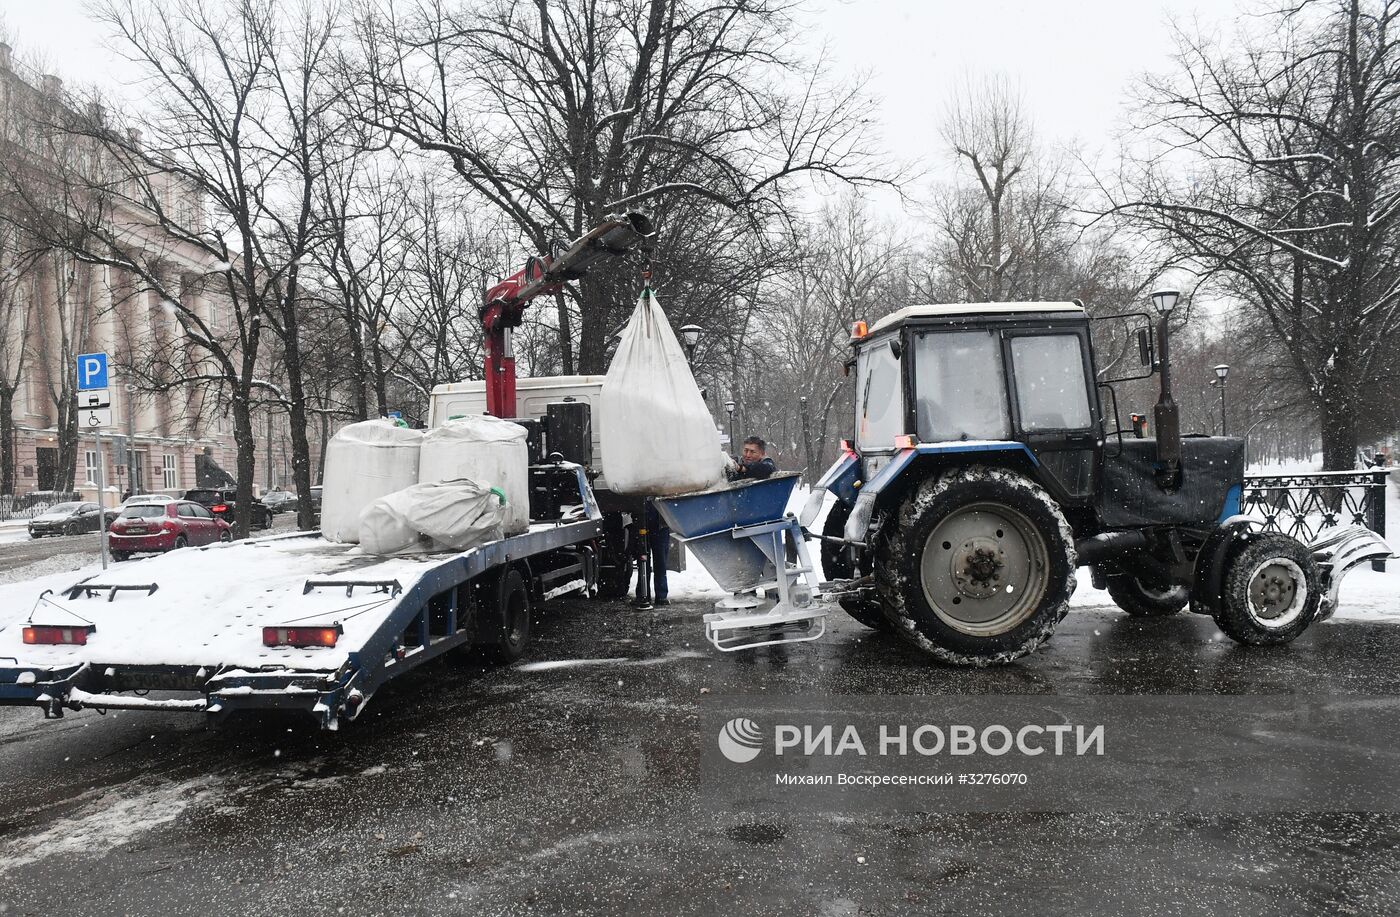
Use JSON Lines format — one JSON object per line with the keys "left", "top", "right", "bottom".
{"left": 308, "top": 485, "right": 322, "bottom": 523}
{"left": 262, "top": 490, "right": 298, "bottom": 514}
{"left": 108, "top": 500, "right": 232, "bottom": 561}
{"left": 27, "top": 502, "right": 117, "bottom": 538}
{"left": 182, "top": 488, "right": 273, "bottom": 530}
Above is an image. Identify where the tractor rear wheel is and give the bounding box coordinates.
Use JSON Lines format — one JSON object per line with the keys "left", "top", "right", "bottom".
{"left": 875, "top": 466, "right": 1075, "bottom": 666}
{"left": 1106, "top": 573, "right": 1188, "bottom": 617}
{"left": 1215, "top": 533, "right": 1321, "bottom": 646}
{"left": 821, "top": 500, "right": 889, "bottom": 631}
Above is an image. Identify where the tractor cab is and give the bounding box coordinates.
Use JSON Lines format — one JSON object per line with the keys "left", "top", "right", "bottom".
{"left": 851, "top": 301, "right": 1102, "bottom": 510}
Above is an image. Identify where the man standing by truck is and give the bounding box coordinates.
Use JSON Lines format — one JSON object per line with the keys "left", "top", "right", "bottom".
{"left": 729, "top": 436, "right": 778, "bottom": 481}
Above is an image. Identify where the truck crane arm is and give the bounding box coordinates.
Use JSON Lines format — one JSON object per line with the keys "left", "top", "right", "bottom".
{"left": 481, "top": 212, "right": 655, "bottom": 418}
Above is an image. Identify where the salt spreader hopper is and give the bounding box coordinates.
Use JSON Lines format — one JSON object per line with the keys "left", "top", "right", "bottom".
{"left": 654, "top": 473, "right": 830, "bottom": 651}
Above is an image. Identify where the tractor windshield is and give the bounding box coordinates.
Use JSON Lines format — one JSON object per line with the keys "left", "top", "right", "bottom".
{"left": 855, "top": 336, "right": 904, "bottom": 449}
{"left": 912, "top": 330, "right": 1011, "bottom": 443}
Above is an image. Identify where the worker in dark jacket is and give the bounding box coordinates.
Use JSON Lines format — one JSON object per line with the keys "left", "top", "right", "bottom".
{"left": 728, "top": 435, "right": 777, "bottom": 481}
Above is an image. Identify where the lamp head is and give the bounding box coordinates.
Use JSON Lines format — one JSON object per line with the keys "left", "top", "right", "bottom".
{"left": 679, "top": 324, "right": 702, "bottom": 348}
{"left": 1214, "top": 363, "right": 1229, "bottom": 381}
{"left": 1150, "top": 289, "right": 1180, "bottom": 316}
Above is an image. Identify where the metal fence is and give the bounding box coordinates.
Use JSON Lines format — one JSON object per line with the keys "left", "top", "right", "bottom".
{"left": 1241, "top": 470, "right": 1390, "bottom": 572}
{"left": 0, "top": 492, "right": 83, "bottom": 523}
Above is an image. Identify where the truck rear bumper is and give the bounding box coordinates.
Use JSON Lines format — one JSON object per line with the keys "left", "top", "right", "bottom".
{"left": 0, "top": 660, "right": 353, "bottom": 728}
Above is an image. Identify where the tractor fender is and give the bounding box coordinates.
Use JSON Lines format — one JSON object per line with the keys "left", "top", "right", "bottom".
{"left": 799, "top": 451, "right": 861, "bottom": 529}
{"left": 1191, "top": 517, "right": 1257, "bottom": 615}
{"left": 839, "top": 442, "right": 1040, "bottom": 545}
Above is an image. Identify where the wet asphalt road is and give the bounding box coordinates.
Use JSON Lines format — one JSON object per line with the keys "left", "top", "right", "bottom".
{"left": 2, "top": 593, "right": 1400, "bottom": 916}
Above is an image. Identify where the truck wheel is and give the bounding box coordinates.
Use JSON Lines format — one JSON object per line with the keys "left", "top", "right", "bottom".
{"left": 480, "top": 568, "right": 532, "bottom": 664}
{"left": 1215, "top": 534, "right": 1321, "bottom": 646}
{"left": 875, "top": 466, "right": 1076, "bottom": 666}
{"left": 1106, "top": 574, "right": 1188, "bottom": 617}
{"left": 821, "top": 500, "right": 889, "bottom": 631}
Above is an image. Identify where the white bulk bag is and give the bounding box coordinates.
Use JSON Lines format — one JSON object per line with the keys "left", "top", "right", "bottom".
{"left": 357, "top": 480, "right": 506, "bottom": 555}
{"left": 599, "top": 291, "right": 726, "bottom": 495}
{"left": 320, "top": 419, "right": 423, "bottom": 543}
{"left": 419, "top": 416, "right": 529, "bottom": 535}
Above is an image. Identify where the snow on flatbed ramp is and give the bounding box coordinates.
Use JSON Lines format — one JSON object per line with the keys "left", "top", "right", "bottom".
{"left": 0, "top": 533, "right": 454, "bottom": 670}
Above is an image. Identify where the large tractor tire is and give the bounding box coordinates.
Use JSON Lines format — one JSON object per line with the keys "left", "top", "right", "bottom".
{"left": 875, "top": 466, "right": 1076, "bottom": 666}
{"left": 1106, "top": 573, "right": 1189, "bottom": 617}
{"left": 821, "top": 500, "right": 890, "bottom": 631}
{"left": 1214, "top": 533, "right": 1321, "bottom": 646}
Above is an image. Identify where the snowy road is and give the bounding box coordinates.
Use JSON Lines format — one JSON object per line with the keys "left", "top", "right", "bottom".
{"left": 2, "top": 585, "right": 1400, "bottom": 914}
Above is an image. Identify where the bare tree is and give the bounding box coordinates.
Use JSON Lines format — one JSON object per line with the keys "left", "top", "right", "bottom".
{"left": 1107, "top": 0, "right": 1400, "bottom": 469}
{"left": 350, "top": 0, "right": 899, "bottom": 373}
{"left": 0, "top": 219, "right": 35, "bottom": 495}
{"left": 7, "top": 0, "right": 346, "bottom": 534}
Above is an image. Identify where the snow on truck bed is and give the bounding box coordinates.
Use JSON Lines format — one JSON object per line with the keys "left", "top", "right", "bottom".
{"left": 0, "top": 533, "right": 458, "bottom": 671}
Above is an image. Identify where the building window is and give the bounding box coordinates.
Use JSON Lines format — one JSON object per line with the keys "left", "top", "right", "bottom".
{"left": 163, "top": 453, "right": 177, "bottom": 490}
{"left": 85, "top": 450, "right": 99, "bottom": 485}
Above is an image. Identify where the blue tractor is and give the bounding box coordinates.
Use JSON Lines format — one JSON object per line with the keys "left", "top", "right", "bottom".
{"left": 804, "top": 292, "right": 1390, "bottom": 666}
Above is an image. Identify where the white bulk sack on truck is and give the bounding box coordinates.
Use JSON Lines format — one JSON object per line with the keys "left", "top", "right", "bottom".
{"left": 600, "top": 290, "right": 725, "bottom": 495}
{"left": 419, "top": 416, "right": 529, "bottom": 535}
{"left": 357, "top": 480, "right": 506, "bottom": 555}
{"left": 320, "top": 419, "right": 423, "bottom": 543}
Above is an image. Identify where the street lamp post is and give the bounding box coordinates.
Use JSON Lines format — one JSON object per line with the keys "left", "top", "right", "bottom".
{"left": 723, "top": 399, "right": 736, "bottom": 448}
{"left": 1212, "top": 364, "right": 1230, "bottom": 435}
{"left": 679, "top": 324, "right": 702, "bottom": 367}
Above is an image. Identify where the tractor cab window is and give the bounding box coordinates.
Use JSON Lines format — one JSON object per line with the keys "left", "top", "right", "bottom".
{"left": 856, "top": 336, "right": 905, "bottom": 449}
{"left": 1009, "top": 335, "right": 1092, "bottom": 431}
{"left": 912, "top": 330, "right": 1011, "bottom": 443}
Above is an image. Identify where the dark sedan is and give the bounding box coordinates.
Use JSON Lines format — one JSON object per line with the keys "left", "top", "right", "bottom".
{"left": 27, "top": 502, "right": 117, "bottom": 538}
{"left": 182, "top": 488, "right": 273, "bottom": 529}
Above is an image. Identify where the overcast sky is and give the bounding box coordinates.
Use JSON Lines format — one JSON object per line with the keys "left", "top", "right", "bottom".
{"left": 2, "top": 0, "right": 1232, "bottom": 208}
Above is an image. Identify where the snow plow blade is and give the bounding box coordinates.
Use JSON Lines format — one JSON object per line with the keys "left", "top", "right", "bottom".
{"left": 1310, "top": 525, "right": 1394, "bottom": 621}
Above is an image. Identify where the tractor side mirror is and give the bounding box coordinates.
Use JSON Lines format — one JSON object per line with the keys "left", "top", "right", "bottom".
{"left": 1137, "top": 328, "right": 1154, "bottom": 367}
{"left": 889, "top": 340, "right": 903, "bottom": 360}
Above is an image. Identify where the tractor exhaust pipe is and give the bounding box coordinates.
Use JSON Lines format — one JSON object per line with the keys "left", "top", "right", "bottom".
{"left": 1150, "top": 290, "right": 1182, "bottom": 489}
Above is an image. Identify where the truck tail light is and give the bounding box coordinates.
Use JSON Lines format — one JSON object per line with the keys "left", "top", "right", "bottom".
{"left": 23, "top": 625, "right": 93, "bottom": 645}
{"left": 263, "top": 625, "right": 341, "bottom": 648}
{"left": 212, "top": 504, "right": 228, "bottom": 514}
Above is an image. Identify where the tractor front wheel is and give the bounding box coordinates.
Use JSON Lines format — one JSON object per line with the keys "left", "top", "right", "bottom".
{"left": 1215, "top": 533, "right": 1321, "bottom": 646}
{"left": 875, "top": 466, "right": 1076, "bottom": 666}
{"left": 1106, "top": 573, "right": 1188, "bottom": 617}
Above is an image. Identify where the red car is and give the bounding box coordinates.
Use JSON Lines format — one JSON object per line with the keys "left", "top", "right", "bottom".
{"left": 108, "top": 499, "right": 232, "bottom": 561}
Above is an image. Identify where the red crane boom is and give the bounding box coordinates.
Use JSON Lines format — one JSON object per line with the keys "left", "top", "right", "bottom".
{"left": 480, "top": 213, "right": 654, "bottom": 418}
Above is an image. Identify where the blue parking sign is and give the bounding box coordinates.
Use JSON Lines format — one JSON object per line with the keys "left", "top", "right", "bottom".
{"left": 77, "top": 352, "right": 108, "bottom": 391}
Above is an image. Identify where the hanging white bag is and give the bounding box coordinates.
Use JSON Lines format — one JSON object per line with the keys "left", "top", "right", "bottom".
{"left": 599, "top": 289, "right": 726, "bottom": 495}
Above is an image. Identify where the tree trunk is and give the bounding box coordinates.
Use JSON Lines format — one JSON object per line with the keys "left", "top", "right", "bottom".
{"left": 231, "top": 394, "right": 257, "bottom": 538}
{"left": 0, "top": 385, "right": 14, "bottom": 496}
{"left": 55, "top": 395, "right": 78, "bottom": 493}
{"left": 554, "top": 291, "right": 575, "bottom": 375}
{"left": 575, "top": 276, "right": 612, "bottom": 374}
{"left": 1318, "top": 382, "right": 1357, "bottom": 471}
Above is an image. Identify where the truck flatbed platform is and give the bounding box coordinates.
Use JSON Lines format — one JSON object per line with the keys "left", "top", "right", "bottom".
{"left": 0, "top": 507, "right": 603, "bottom": 728}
